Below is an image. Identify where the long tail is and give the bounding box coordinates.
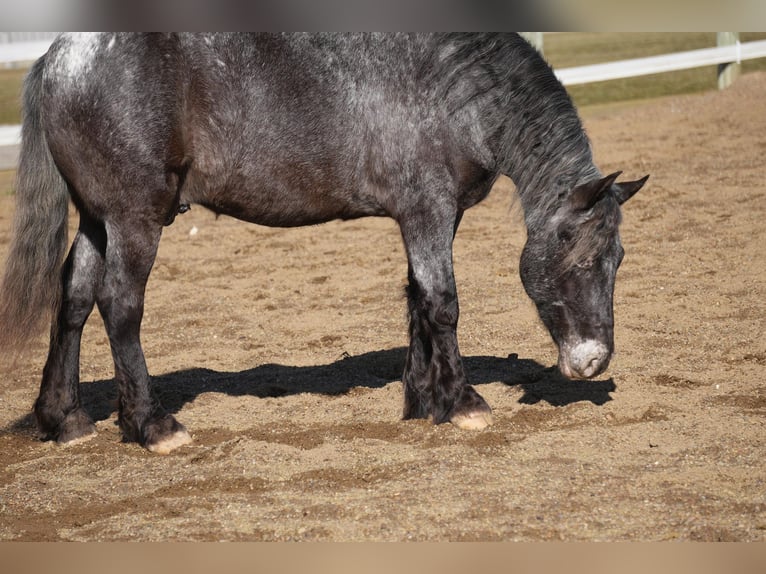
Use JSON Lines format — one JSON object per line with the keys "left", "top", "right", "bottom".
{"left": 0, "top": 55, "right": 69, "bottom": 352}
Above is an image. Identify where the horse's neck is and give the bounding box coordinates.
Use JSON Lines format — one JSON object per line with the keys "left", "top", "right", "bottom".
{"left": 503, "top": 119, "right": 599, "bottom": 229}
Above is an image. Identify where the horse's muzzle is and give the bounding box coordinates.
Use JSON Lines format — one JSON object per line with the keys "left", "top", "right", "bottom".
{"left": 558, "top": 339, "right": 611, "bottom": 379}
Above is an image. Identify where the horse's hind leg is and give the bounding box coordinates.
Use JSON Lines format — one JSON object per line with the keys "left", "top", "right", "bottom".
{"left": 399, "top": 203, "right": 493, "bottom": 430}
{"left": 35, "top": 214, "right": 106, "bottom": 444}
{"left": 96, "top": 218, "right": 190, "bottom": 454}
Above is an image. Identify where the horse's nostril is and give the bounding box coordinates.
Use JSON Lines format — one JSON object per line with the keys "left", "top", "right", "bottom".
{"left": 583, "top": 356, "right": 603, "bottom": 378}
{"left": 564, "top": 339, "right": 610, "bottom": 379}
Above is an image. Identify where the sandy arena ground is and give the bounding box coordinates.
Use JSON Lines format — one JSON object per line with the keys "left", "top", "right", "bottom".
{"left": 0, "top": 72, "right": 764, "bottom": 541}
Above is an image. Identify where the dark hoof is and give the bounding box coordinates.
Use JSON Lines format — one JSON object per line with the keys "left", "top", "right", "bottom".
{"left": 40, "top": 408, "right": 97, "bottom": 445}
{"left": 142, "top": 414, "right": 192, "bottom": 454}
{"left": 449, "top": 385, "right": 493, "bottom": 430}
{"left": 402, "top": 394, "right": 430, "bottom": 421}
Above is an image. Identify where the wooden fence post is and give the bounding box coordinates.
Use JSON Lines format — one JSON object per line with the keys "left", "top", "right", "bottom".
{"left": 717, "top": 32, "right": 740, "bottom": 90}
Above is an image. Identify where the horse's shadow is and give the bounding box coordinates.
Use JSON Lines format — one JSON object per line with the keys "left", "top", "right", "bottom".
{"left": 10, "top": 348, "right": 616, "bottom": 431}
{"left": 77, "top": 348, "right": 614, "bottom": 423}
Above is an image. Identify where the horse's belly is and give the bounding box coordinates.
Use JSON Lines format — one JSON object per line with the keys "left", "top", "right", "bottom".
{"left": 184, "top": 172, "right": 386, "bottom": 227}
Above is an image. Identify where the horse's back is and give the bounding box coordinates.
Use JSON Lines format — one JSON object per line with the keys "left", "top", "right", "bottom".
{"left": 178, "top": 33, "right": 458, "bottom": 224}
{"left": 35, "top": 33, "right": 520, "bottom": 225}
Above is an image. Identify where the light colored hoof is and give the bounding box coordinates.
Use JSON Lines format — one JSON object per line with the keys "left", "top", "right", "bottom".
{"left": 451, "top": 411, "right": 494, "bottom": 430}
{"left": 59, "top": 430, "right": 98, "bottom": 446}
{"left": 146, "top": 429, "right": 193, "bottom": 454}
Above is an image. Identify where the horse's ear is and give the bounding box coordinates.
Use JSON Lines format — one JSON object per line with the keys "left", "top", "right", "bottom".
{"left": 613, "top": 174, "right": 649, "bottom": 205}
{"left": 570, "top": 171, "right": 621, "bottom": 211}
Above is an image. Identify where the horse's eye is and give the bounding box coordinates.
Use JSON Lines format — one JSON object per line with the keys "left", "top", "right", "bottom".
{"left": 558, "top": 230, "right": 573, "bottom": 243}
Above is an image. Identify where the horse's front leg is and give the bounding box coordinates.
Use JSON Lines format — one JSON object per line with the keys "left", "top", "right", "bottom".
{"left": 399, "top": 208, "right": 493, "bottom": 430}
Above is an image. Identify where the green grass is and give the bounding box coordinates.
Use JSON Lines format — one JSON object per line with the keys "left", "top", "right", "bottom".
{"left": 0, "top": 67, "right": 25, "bottom": 124}
{"left": 1, "top": 33, "right": 765, "bottom": 123}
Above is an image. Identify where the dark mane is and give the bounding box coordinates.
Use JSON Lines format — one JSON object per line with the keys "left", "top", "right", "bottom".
{"left": 434, "top": 33, "right": 600, "bottom": 230}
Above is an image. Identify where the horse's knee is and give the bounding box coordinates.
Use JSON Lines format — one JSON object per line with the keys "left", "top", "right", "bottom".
{"left": 97, "top": 277, "right": 145, "bottom": 332}
{"left": 432, "top": 292, "right": 459, "bottom": 327}
{"left": 422, "top": 292, "right": 460, "bottom": 328}
{"left": 60, "top": 291, "right": 95, "bottom": 330}
{"left": 407, "top": 280, "right": 459, "bottom": 327}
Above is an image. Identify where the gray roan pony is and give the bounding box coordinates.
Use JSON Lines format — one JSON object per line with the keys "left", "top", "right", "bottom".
{"left": 0, "top": 33, "right": 647, "bottom": 454}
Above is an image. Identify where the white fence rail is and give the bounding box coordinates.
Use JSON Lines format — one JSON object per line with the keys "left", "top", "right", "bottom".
{"left": 0, "top": 125, "right": 22, "bottom": 149}
{"left": 0, "top": 39, "right": 55, "bottom": 68}
{"left": 1, "top": 35, "right": 766, "bottom": 148}
{"left": 0, "top": 33, "right": 57, "bottom": 43}
{"left": 554, "top": 39, "right": 766, "bottom": 85}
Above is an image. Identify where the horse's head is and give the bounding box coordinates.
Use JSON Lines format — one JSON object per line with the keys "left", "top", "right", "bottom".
{"left": 520, "top": 171, "right": 648, "bottom": 379}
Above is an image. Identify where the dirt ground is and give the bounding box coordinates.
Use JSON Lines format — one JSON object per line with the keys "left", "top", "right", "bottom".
{"left": 0, "top": 72, "right": 764, "bottom": 542}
